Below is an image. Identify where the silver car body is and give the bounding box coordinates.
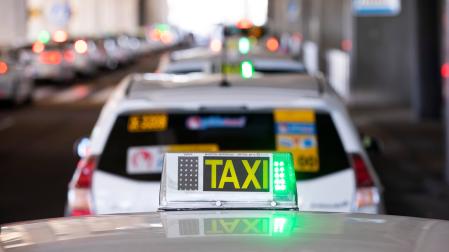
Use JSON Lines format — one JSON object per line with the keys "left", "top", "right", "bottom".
{"left": 0, "top": 58, "right": 33, "bottom": 104}
{"left": 1, "top": 211, "right": 449, "bottom": 252}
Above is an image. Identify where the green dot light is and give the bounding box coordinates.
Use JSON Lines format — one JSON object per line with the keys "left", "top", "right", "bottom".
{"left": 240, "top": 60, "right": 255, "bottom": 79}
{"left": 238, "top": 37, "right": 251, "bottom": 55}
{"left": 38, "top": 30, "right": 51, "bottom": 44}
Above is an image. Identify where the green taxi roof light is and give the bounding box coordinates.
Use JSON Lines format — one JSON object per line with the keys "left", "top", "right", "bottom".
{"left": 240, "top": 60, "right": 254, "bottom": 79}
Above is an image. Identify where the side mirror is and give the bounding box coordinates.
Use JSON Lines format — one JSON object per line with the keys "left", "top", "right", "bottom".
{"left": 73, "top": 137, "right": 91, "bottom": 158}
{"left": 362, "top": 135, "right": 382, "bottom": 155}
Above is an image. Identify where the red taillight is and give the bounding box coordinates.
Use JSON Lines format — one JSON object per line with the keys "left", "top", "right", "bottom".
{"left": 71, "top": 208, "right": 92, "bottom": 216}
{"left": 74, "top": 156, "right": 96, "bottom": 188}
{"left": 40, "top": 51, "right": 62, "bottom": 65}
{"left": 68, "top": 156, "right": 96, "bottom": 216}
{"left": 341, "top": 39, "right": 353, "bottom": 52}
{"left": 0, "top": 61, "right": 8, "bottom": 75}
{"left": 236, "top": 19, "right": 253, "bottom": 29}
{"left": 442, "top": 63, "right": 449, "bottom": 79}
{"left": 32, "top": 41, "right": 45, "bottom": 53}
{"left": 64, "top": 50, "right": 75, "bottom": 63}
{"left": 350, "top": 153, "right": 374, "bottom": 188}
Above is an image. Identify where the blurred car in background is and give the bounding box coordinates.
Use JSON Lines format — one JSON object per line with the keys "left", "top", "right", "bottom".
{"left": 89, "top": 37, "right": 120, "bottom": 70}
{"left": 67, "top": 73, "right": 383, "bottom": 216}
{"left": 146, "top": 23, "right": 190, "bottom": 49}
{"left": 66, "top": 39, "right": 99, "bottom": 76}
{"left": 102, "top": 36, "right": 135, "bottom": 66}
{"left": 26, "top": 41, "right": 76, "bottom": 82}
{"left": 0, "top": 48, "right": 34, "bottom": 105}
{"left": 161, "top": 50, "right": 307, "bottom": 75}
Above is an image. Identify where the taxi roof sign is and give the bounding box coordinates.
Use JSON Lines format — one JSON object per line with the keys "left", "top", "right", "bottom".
{"left": 159, "top": 152, "right": 298, "bottom": 210}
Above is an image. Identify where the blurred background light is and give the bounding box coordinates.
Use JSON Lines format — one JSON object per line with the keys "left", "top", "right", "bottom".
{"left": 32, "top": 41, "right": 45, "bottom": 53}
{"left": 0, "top": 61, "right": 8, "bottom": 75}
{"left": 167, "top": 0, "right": 268, "bottom": 36}
{"left": 238, "top": 37, "right": 251, "bottom": 54}
{"left": 210, "top": 39, "right": 222, "bottom": 52}
{"left": 38, "top": 30, "right": 51, "bottom": 44}
{"left": 240, "top": 60, "right": 254, "bottom": 79}
{"left": 74, "top": 39, "right": 88, "bottom": 54}
{"left": 53, "top": 30, "right": 68, "bottom": 43}
{"left": 266, "top": 37, "right": 279, "bottom": 52}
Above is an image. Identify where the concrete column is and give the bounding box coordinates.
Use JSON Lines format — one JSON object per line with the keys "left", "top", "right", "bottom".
{"left": 70, "top": 0, "right": 139, "bottom": 35}
{"left": 0, "top": 0, "right": 27, "bottom": 45}
{"left": 144, "top": 0, "right": 168, "bottom": 25}
{"left": 267, "top": 0, "right": 302, "bottom": 34}
{"left": 268, "top": 0, "right": 351, "bottom": 69}
{"left": 443, "top": 0, "right": 449, "bottom": 184}
{"left": 352, "top": 0, "right": 419, "bottom": 104}
{"left": 412, "top": 0, "right": 443, "bottom": 119}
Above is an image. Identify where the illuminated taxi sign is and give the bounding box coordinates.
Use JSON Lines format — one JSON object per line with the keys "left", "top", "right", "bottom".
{"left": 203, "top": 156, "right": 269, "bottom": 192}
{"left": 159, "top": 152, "right": 297, "bottom": 210}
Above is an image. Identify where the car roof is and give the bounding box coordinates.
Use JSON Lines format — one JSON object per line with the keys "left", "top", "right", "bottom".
{"left": 126, "top": 73, "right": 323, "bottom": 101}
{"left": 2, "top": 211, "right": 449, "bottom": 252}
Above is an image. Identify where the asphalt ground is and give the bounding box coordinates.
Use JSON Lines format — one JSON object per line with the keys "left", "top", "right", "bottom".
{"left": 350, "top": 105, "right": 449, "bottom": 220}
{"left": 1, "top": 54, "right": 448, "bottom": 224}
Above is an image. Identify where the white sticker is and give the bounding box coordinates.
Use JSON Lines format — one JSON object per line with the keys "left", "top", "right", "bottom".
{"left": 127, "top": 146, "right": 164, "bottom": 174}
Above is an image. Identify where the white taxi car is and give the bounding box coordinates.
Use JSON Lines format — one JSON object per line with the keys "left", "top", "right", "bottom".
{"left": 3, "top": 153, "right": 447, "bottom": 252}
{"left": 160, "top": 50, "right": 307, "bottom": 75}
{"left": 67, "top": 73, "right": 383, "bottom": 216}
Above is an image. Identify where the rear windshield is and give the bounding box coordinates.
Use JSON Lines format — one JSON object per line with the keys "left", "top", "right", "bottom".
{"left": 98, "top": 110, "right": 350, "bottom": 181}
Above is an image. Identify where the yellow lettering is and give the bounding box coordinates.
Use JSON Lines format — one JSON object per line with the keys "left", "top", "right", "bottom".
{"left": 206, "top": 219, "right": 223, "bottom": 234}
{"left": 205, "top": 159, "right": 222, "bottom": 189}
{"left": 242, "top": 219, "right": 260, "bottom": 233}
{"left": 242, "top": 160, "right": 261, "bottom": 189}
{"left": 127, "top": 116, "right": 140, "bottom": 132}
{"left": 219, "top": 160, "right": 240, "bottom": 189}
{"left": 219, "top": 219, "right": 240, "bottom": 233}
{"left": 263, "top": 160, "right": 268, "bottom": 189}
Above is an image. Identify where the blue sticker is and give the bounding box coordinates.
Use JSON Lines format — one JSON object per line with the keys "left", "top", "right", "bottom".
{"left": 276, "top": 123, "right": 316, "bottom": 135}
{"left": 186, "top": 116, "right": 247, "bottom": 130}
{"left": 300, "top": 137, "right": 316, "bottom": 149}
{"left": 279, "top": 137, "right": 295, "bottom": 148}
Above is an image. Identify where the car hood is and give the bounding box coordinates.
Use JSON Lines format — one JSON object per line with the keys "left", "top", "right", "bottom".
{"left": 1, "top": 211, "right": 449, "bottom": 252}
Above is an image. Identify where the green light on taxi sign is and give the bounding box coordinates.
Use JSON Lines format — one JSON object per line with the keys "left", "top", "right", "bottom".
{"left": 272, "top": 153, "right": 297, "bottom": 202}
{"left": 238, "top": 37, "right": 251, "bottom": 54}
{"left": 240, "top": 60, "right": 254, "bottom": 79}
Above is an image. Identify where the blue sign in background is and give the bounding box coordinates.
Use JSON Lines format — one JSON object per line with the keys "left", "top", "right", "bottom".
{"left": 353, "top": 0, "right": 401, "bottom": 16}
